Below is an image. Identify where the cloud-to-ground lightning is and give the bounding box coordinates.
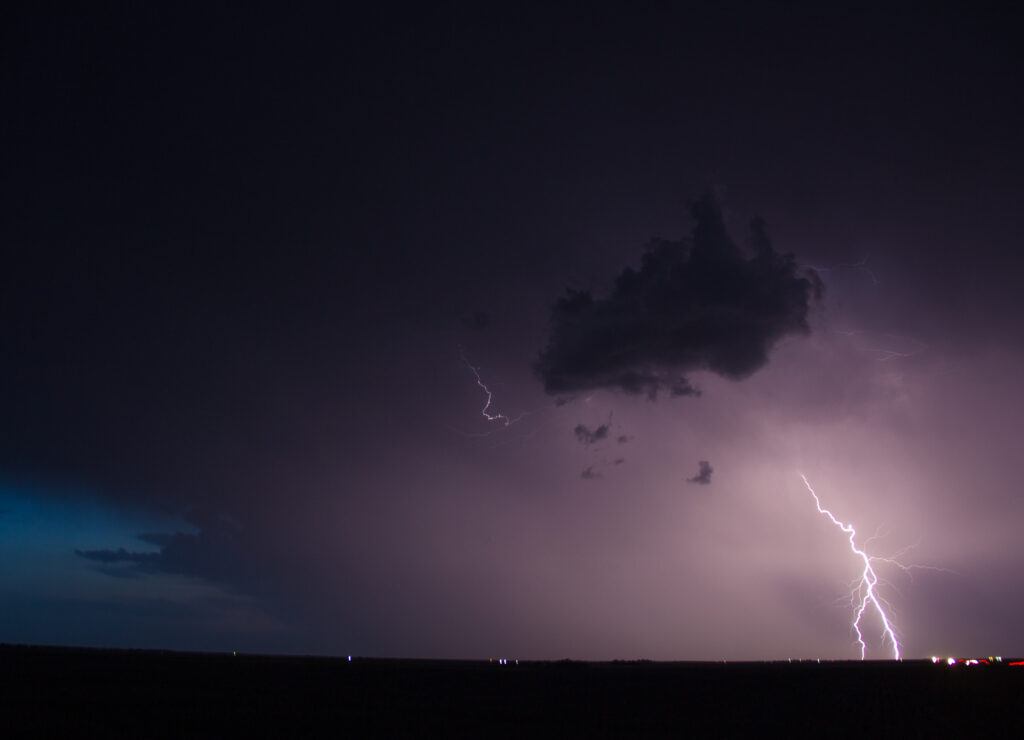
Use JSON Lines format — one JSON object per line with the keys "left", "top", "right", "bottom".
{"left": 460, "top": 347, "right": 526, "bottom": 428}
{"left": 800, "top": 474, "right": 901, "bottom": 660}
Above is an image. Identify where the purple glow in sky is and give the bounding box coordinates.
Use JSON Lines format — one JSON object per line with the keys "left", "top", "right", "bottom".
{"left": 2, "top": 4, "right": 1023, "bottom": 660}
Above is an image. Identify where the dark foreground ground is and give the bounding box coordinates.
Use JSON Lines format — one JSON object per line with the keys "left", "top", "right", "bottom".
{"left": 2, "top": 645, "right": 1021, "bottom": 738}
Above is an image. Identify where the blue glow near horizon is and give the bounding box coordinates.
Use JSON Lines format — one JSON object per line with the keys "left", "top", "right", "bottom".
{"left": 0, "top": 479, "right": 192, "bottom": 550}
{"left": 0, "top": 478, "right": 195, "bottom": 597}
{"left": 0, "top": 478, "right": 282, "bottom": 653}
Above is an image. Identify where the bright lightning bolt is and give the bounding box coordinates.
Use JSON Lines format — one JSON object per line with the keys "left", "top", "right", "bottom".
{"left": 800, "top": 474, "right": 901, "bottom": 661}
{"left": 460, "top": 347, "right": 525, "bottom": 428}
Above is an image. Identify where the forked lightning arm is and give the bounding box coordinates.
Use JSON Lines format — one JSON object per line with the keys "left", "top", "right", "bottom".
{"left": 800, "top": 474, "right": 901, "bottom": 660}
{"left": 460, "top": 348, "right": 524, "bottom": 427}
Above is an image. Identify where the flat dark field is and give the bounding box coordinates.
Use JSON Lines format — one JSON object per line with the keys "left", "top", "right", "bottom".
{"left": 2, "top": 645, "right": 1021, "bottom": 738}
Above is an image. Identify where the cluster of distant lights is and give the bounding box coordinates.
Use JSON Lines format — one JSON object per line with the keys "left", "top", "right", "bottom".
{"left": 932, "top": 656, "right": 1024, "bottom": 667}
{"left": 333, "top": 656, "right": 1023, "bottom": 666}
{"left": 259, "top": 654, "right": 1024, "bottom": 667}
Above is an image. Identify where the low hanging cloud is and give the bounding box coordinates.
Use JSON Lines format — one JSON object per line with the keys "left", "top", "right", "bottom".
{"left": 688, "top": 460, "right": 713, "bottom": 485}
{"left": 536, "top": 195, "right": 821, "bottom": 398}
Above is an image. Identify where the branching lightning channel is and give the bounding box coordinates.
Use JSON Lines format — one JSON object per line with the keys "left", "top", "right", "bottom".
{"left": 800, "top": 473, "right": 901, "bottom": 660}
{"left": 460, "top": 347, "right": 525, "bottom": 428}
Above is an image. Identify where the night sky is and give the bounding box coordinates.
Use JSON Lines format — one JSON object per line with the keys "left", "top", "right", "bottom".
{"left": 3, "top": 4, "right": 1023, "bottom": 660}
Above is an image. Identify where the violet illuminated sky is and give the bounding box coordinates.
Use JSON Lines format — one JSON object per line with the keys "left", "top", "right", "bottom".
{"left": 3, "top": 4, "right": 1023, "bottom": 659}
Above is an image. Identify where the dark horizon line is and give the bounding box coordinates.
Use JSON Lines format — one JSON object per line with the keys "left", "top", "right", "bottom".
{"left": 2, "top": 643, "right": 1010, "bottom": 665}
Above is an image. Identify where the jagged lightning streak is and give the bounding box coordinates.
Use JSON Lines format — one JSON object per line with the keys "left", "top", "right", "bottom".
{"left": 802, "top": 254, "right": 879, "bottom": 286}
{"left": 460, "top": 347, "right": 525, "bottom": 428}
{"left": 800, "top": 474, "right": 901, "bottom": 660}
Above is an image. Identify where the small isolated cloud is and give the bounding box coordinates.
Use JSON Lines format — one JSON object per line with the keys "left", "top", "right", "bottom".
{"left": 613, "top": 458, "right": 625, "bottom": 466}
{"left": 536, "top": 194, "right": 820, "bottom": 399}
{"left": 617, "top": 435, "right": 631, "bottom": 444}
{"left": 687, "top": 460, "right": 713, "bottom": 485}
{"left": 574, "top": 423, "right": 609, "bottom": 446}
{"left": 581, "top": 466, "right": 602, "bottom": 480}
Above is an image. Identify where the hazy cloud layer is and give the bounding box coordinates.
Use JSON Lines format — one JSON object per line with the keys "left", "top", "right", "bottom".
{"left": 536, "top": 196, "right": 820, "bottom": 398}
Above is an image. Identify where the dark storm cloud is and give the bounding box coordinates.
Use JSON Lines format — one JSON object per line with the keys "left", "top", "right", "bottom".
{"left": 77, "top": 512, "right": 247, "bottom": 584}
{"left": 574, "top": 423, "right": 610, "bottom": 446}
{"left": 688, "top": 461, "right": 713, "bottom": 485}
{"left": 536, "top": 196, "right": 820, "bottom": 398}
